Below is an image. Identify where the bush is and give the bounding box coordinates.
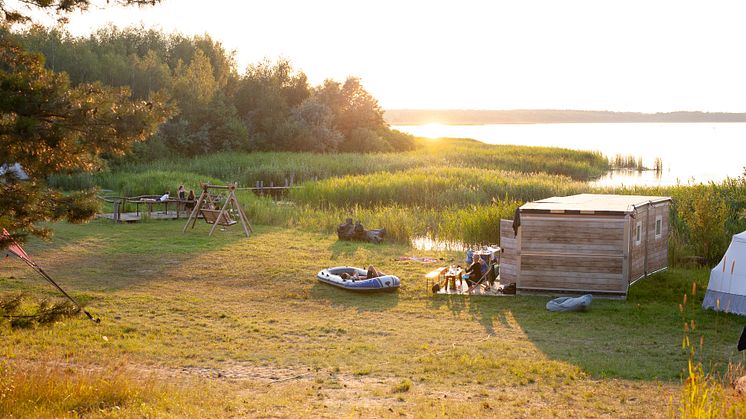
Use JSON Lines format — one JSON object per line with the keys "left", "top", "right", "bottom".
{"left": 677, "top": 185, "right": 730, "bottom": 265}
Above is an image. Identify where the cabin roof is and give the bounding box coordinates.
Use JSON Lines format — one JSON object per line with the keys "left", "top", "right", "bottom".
{"left": 520, "top": 193, "right": 671, "bottom": 214}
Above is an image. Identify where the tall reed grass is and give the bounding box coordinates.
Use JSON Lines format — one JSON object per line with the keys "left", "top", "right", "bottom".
{"left": 0, "top": 360, "right": 236, "bottom": 417}
{"left": 669, "top": 282, "right": 746, "bottom": 418}
{"left": 291, "top": 167, "right": 587, "bottom": 208}
{"left": 49, "top": 170, "right": 224, "bottom": 197}
{"left": 422, "top": 138, "right": 608, "bottom": 180}
{"left": 241, "top": 196, "right": 519, "bottom": 245}
{"left": 48, "top": 138, "right": 610, "bottom": 192}
{"left": 610, "top": 154, "right": 646, "bottom": 171}
{"left": 0, "top": 362, "right": 159, "bottom": 416}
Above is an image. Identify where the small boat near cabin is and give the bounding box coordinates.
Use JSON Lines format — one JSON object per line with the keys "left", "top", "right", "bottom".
{"left": 317, "top": 266, "right": 400, "bottom": 292}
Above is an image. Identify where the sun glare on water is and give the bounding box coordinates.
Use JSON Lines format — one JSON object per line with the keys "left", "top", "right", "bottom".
{"left": 417, "top": 123, "right": 447, "bottom": 139}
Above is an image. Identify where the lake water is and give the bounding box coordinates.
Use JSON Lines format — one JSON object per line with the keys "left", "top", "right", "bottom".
{"left": 393, "top": 123, "right": 746, "bottom": 186}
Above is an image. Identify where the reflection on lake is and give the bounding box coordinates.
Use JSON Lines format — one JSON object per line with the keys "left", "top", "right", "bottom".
{"left": 394, "top": 123, "right": 746, "bottom": 186}
{"left": 411, "top": 236, "right": 468, "bottom": 252}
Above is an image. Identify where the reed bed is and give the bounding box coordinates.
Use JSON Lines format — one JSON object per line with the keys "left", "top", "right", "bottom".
{"left": 49, "top": 170, "right": 224, "bottom": 197}
{"left": 48, "top": 138, "right": 610, "bottom": 192}
{"left": 291, "top": 167, "right": 587, "bottom": 208}
{"left": 421, "top": 138, "right": 608, "bottom": 180}
{"left": 241, "top": 197, "right": 519, "bottom": 245}
{"left": 608, "top": 153, "right": 664, "bottom": 172}
{"left": 609, "top": 154, "right": 645, "bottom": 171}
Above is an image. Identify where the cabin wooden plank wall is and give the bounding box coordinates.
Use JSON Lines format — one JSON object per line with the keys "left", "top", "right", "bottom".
{"left": 499, "top": 220, "right": 518, "bottom": 283}
{"left": 647, "top": 204, "right": 669, "bottom": 273}
{"left": 518, "top": 214, "right": 627, "bottom": 294}
{"left": 629, "top": 202, "right": 670, "bottom": 283}
{"left": 629, "top": 207, "right": 646, "bottom": 282}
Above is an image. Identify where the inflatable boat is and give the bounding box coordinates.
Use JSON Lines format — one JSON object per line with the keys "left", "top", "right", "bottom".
{"left": 317, "top": 266, "right": 400, "bottom": 292}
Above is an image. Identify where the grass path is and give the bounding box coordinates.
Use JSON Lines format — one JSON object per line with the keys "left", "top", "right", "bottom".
{"left": 1, "top": 220, "right": 744, "bottom": 417}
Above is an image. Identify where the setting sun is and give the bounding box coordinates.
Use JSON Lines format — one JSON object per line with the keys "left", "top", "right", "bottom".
{"left": 415, "top": 122, "right": 447, "bottom": 139}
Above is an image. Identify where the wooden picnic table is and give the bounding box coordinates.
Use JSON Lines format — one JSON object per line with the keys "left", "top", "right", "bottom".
{"left": 444, "top": 266, "right": 463, "bottom": 291}
{"left": 132, "top": 198, "right": 196, "bottom": 219}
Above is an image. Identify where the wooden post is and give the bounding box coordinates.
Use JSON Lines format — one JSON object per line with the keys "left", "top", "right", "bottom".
{"left": 183, "top": 184, "right": 208, "bottom": 233}
{"left": 231, "top": 188, "right": 252, "bottom": 237}
{"left": 113, "top": 199, "right": 121, "bottom": 223}
{"left": 208, "top": 186, "right": 233, "bottom": 237}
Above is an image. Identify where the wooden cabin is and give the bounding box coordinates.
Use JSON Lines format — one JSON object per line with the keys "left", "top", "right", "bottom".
{"left": 500, "top": 194, "right": 672, "bottom": 297}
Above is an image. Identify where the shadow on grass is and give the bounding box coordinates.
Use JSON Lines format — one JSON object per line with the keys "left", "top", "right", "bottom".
{"left": 428, "top": 269, "right": 746, "bottom": 381}
{"left": 2, "top": 219, "right": 255, "bottom": 293}
{"left": 309, "top": 282, "right": 399, "bottom": 312}
{"left": 328, "top": 240, "right": 368, "bottom": 260}
{"left": 430, "top": 294, "right": 468, "bottom": 319}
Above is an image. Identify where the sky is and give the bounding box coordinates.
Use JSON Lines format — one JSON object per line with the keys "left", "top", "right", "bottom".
{"left": 19, "top": 0, "right": 746, "bottom": 112}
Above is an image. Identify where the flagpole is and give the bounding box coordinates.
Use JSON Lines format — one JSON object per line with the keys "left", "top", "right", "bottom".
{"left": 2, "top": 229, "right": 100, "bottom": 323}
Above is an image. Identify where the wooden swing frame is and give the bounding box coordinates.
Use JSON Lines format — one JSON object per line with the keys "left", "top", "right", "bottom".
{"left": 182, "top": 183, "right": 253, "bottom": 237}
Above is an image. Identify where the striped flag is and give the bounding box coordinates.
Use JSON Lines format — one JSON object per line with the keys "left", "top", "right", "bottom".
{"left": 2, "top": 228, "right": 31, "bottom": 261}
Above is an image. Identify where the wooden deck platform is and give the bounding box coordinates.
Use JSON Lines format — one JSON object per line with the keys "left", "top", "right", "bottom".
{"left": 97, "top": 211, "right": 191, "bottom": 222}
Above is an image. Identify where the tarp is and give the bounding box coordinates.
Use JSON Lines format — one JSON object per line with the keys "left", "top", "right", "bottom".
{"left": 703, "top": 231, "right": 746, "bottom": 316}
{"left": 0, "top": 163, "right": 29, "bottom": 180}
{"left": 546, "top": 294, "right": 593, "bottom": 312}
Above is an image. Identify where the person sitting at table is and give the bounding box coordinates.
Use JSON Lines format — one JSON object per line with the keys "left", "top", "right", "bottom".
{"left": 159, "top": 191, "right": 170, "bottom": 202}
{"left": 464, "top": 256, "right": 483, "bottom": 286}
{"left": 478, "top": 256, "right": 489, "bottom": 276}
{"left": 185, "top": 190, "right": 196, "bottom": 211}
{"left": 177, "top": 185, "right": 186, "bottom": 200}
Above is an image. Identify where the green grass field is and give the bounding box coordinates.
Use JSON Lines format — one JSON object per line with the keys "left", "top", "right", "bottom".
{"left": 2, "top": 220, "right": 745, "bottom": 417}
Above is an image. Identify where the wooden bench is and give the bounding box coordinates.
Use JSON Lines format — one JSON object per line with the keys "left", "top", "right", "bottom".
{"left": 200, "top": 209, "right": 237, "bottom": 226}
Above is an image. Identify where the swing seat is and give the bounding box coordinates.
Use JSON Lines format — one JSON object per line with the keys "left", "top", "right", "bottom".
{"left": 200, "top": 209, "right": 237, "bottom": 226}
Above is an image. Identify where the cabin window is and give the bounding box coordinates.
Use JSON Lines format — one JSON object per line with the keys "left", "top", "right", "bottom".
{"left": 635, "top": 222, "right": 642, "bottom": 246}
{"left": 655, "top": 215, "right": 663, "bottom": 239}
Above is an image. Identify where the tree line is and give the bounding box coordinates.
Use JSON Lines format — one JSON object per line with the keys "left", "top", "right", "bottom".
{"left": 13, "top": 25, "right": 415, "bottom": 158}
{"left": 1, "top": 7, "right": 413, "bottom": 245}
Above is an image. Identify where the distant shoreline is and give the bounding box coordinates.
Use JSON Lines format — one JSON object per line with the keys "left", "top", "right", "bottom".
{"left": 384, "top": 109, "right": 746, "bottom": 125}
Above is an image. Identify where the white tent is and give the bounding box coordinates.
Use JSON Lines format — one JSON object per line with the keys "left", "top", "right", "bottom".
{"left": 703, "top": 231, "right": 746, "bottom": 316}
